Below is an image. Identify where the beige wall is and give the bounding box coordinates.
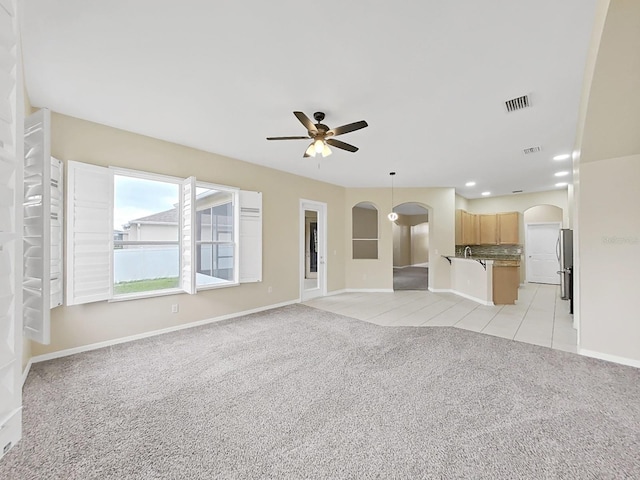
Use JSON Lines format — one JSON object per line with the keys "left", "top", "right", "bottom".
{"left": 392, "top": 218, "right": 429, "bottom": 267}
{"left": 467, "top": 190, "right": 568, "bottom": 226}
{"left": 455, "top": 194, "right": 468, "bottom": 211}
{"left": 523, "top": 205, "right": 563, "bottom": 225}
{"left": 450, "top": 258, "right": 493, "bottom": 304}
{"left": 34, "top": 113, "right": 347, "bottom": 356}
{"left": 579, "top": 155, "right": 640, "bottom": 361}
{"left": 575, "top": 0, "right": 640, "bottom": 363}
{"left": 345, "top": 188, "right": 455, "bottom": 291}
{"left": 392, "top": 223, "right": 411, "bottom": 267}
{"left": 411, "top": 223, "right": 429, "bottom": 264}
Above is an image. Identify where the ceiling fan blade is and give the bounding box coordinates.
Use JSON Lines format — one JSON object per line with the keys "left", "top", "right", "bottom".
{"left": 326, "top": 138, "right": 359, "bottom": 152}
{"left": 327, "top": 120, "right": 368, "bottom": 137}
{"left": 293, "top": 111, "right": 318, "bottom": 134}
{"left": 266, "top": 136, "right": 310, "bottom": 140}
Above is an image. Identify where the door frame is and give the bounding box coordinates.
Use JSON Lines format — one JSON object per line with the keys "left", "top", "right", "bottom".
{"left": 300, "top": 199, "right": 327, "bottom": 301}
{"left": 525, "top": 221, "right": 562, "bottom": 284}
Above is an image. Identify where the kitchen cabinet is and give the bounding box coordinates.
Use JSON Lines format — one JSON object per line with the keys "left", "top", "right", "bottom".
{"left": 493, "top": 261, "right": 520, "bottom": 304}
{"left": 497, "top": 212, "right": 519, "bottom": 244}
{"left": 462, "top": 211, "right": 478, "bottom": 245}
{"left": 478, "top": 214, "right": 497, "bottom": 245}
{"left": 456, "top": 210, "right": 479, "bottom": 245}
{"left": 456, "top": 209, "right": 520, "bottom": 245}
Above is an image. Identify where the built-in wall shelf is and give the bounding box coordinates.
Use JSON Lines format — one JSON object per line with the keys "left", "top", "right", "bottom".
{"left": 0, "top": 0, "right": 24, "bottom": 460}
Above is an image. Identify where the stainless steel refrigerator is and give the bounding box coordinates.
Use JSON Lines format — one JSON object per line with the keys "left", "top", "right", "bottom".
{"left": 556, "top": 229, "right": 573, "bottom": 301}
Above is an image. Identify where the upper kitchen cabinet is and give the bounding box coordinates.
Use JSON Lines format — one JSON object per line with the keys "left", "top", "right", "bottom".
{"left": 478, "top": 214, "right": 497, "bottom": 245}
{"left": 456, "top": 210, "right": 479, "bottom": 245}
{"left": 456, "top": 210, "right": 520, "bottom": 245}
{"left": 497, "top": 212, "right": 520, "bottom": 244}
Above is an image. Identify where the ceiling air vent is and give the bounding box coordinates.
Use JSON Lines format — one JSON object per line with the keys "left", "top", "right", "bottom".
{"left": 505, "top": 95, "right": 530, "bottom": 112}
{"left": 523, "top": 146, "right": 541, "bottom": 155}
{"left": 512, "top": 190, "right": 523, "bottom": 194}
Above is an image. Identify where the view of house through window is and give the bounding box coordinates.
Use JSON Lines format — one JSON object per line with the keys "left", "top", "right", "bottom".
{"left": 195, "top": 186, "right": 236, "bottom": 287}
{"left": 113, "top": 174, "right": 180, "bottom": 295}
{"left": 112, "top": 174, "right": 238, "bottom": 296}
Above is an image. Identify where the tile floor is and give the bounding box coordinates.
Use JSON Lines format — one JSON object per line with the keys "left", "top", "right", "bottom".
{"left": 304, "top": 283, "right": 577, "bottom": 353}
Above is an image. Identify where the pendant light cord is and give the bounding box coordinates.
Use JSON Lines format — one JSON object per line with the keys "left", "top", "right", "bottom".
{"left": 388, "top": 172, "right": 397, "bottom": 221}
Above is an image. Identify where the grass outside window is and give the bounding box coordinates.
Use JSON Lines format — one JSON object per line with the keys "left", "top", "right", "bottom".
{"left": 113, "top": 277, "right": 179, "bottom": 295}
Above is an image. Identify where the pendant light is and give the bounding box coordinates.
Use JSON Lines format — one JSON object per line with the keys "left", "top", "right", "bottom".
{"left": 387, "top": 172, "right": 398, "bottom": 221}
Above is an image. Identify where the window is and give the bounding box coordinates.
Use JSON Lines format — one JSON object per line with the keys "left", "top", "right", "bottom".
{"left": 352, "top": 202, "right": 378, "bottom": 259}
{"left": 195, "top": 184, "right": 239, "bottom": 288}
{"left": 66, "top": 161, "right": 261, "bottom": 306}
{"left": 113, "top": 173, "right": 181, "bottom": 296}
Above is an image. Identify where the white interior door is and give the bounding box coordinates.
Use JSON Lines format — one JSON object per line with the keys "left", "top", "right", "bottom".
{"left": 526, "top": 222, "right": 561, "bottom": 284}
{"left": 300, "top": 200, "right": 326, "bottom": 301}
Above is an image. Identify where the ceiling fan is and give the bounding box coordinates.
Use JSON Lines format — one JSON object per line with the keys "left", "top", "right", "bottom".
{"left": 267, "top": 111, "right": 368, "bottom": 158}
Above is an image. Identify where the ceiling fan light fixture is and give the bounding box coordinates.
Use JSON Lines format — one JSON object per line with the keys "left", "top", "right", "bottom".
{"left": 322, "top": 144, "right": 332, "bottom": 157}
{"left": 314, "top": 139, "right": 325, "bottom": 154}
{"left": 305, "top": 144, "right": 316, "bottom": 157}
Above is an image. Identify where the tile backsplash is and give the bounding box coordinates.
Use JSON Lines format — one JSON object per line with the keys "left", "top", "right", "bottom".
{"left": 455, "top": 244, "right": 523, "bottom": 258}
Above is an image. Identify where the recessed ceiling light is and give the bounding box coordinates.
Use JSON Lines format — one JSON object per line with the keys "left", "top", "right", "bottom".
{"left": 465, "top": 181, "right": 476, "bottom": 187}
{"left": 481, "top": 191, "right": 491, "bottom": 196}
{"left": 555, "top": 182, "right": 568, "bottom": 187}
{"left": 554, "top": 171, "right": 570, "bottom": 177}
{"left": 553, "top": 154, "right": 571, "bottom": 161}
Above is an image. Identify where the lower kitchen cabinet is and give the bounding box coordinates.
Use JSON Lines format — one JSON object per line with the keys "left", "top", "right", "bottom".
{"left": 493, "top": 263, "right": 520, "bottom": 305}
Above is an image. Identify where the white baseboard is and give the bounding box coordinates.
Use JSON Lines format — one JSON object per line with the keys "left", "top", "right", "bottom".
{"left": 345, "top": 288, "right": 394, "bottom": 293}
{"left": 30, "top": 299, "right": 300, "bottom": 365}
{"left": 22, "top": 359, "right": 33, "bottom": 386}
{"left": 428, "top": 287, "right": 452, "bottom": 293}
{"left": 326, "top": 289, "right": 347, "bottom": 296}
{"left": 578, "top": 349, "right": 640, "bottom": 369}
{"left": 428, "top": 287, "right": 493, "bottom": 306}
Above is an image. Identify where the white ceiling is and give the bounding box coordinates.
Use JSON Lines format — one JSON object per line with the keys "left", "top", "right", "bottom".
{"left": 21, "top": 1, "right": 598, "bottom": 198}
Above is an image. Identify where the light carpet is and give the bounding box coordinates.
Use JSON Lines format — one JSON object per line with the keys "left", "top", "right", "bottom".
{"left": 2, "top": 304, "right": 639, "bottom": 479}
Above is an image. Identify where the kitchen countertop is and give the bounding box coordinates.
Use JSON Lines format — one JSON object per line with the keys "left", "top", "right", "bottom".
{"left": 444, "top": 255, "right": 521, "bottom": 266}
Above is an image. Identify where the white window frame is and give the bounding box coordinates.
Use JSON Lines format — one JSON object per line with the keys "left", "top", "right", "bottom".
{"left": 67, "top": 162, "right": 260, "bottom": 304}
{"left": 194, "top": 181, "right": 240, "bottom": 291}
{"left": 110, "top": 167, "right": 184, "bottom": 300}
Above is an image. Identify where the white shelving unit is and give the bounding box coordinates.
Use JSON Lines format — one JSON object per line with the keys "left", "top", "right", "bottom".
{"left": 23, "top": 108, "right": 61, "bottom": 345}
{"left": 0, "top": 0, "right": 23, "bottom": 460}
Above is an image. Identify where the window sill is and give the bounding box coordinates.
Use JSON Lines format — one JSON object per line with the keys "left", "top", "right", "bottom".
{"left": 109, "top": 288, "right": 185, "bottom": 303}
{"left": 197, "top": 281, "right": 239, "bottom": 292}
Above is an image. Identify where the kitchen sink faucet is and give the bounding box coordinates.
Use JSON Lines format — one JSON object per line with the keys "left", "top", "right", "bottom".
{"left": 464, "top": 246, "right": 472, "bottom": 258}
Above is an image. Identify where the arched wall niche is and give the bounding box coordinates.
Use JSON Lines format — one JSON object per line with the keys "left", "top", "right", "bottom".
{"left": 352, "top": 201, "right": 379, "bottom": 259}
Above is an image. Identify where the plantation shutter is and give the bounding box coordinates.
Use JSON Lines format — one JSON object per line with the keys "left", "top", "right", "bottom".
{"left": 239, "top": 190, "right": 262, "bottom": 283}
{"left": 181, "top": 176, "right": 196, "bottom": 294}
{"left": 66, "top": 161, "right": 113, "bottom": 305}
{"left": 49, "top": 157, "right": 63, "bottom": 308}
{"left": 22, "top": 108, "right": 51, "bottom": 343}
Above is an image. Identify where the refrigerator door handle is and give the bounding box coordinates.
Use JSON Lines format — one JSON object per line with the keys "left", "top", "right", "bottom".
{"left": 556, "top": 235, "right": 561, "bottom": 262}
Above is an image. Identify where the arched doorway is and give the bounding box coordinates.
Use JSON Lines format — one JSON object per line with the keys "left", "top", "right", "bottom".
{"left": 391, "top": 202, "right": 429, "bottom": 290}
